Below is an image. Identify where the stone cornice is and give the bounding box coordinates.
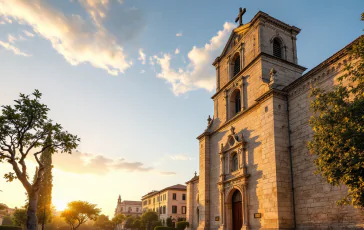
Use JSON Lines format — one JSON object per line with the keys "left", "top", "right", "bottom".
{"left": 217, "top": 173, "right": 250, "bottom": 186}
{"left": 208, "top": 88, "right": 287, "bottom": 137}
{"left": 185, "top": 176, "right": 199, "bottom": 184}
{"left": 255, "top": 88, "right": 288, "bottom": 103}
{"left": 251, "top": 11, "right": 301, "bottom": 34}
{"left": 211, "top": 52, "right": 306, "bottom": 100}
{"left": 284, "top": 35, "right": 363, "bottom": 92}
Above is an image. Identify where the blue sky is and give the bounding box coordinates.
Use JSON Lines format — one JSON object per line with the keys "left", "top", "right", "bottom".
{"left": 0, "top": 0, "right": 363, "bottom": 217}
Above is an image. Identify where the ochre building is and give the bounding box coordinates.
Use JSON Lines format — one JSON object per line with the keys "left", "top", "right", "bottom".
{"left": 186, "top": 10, "right": 364, "bottom": 230}
{"left": 142, "top": 184, "right": 187, "bottom": 224}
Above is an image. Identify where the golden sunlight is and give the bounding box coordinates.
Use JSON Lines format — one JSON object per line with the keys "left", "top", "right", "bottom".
{"left": 53, "top": 200, "right": 68, "bottom": 211}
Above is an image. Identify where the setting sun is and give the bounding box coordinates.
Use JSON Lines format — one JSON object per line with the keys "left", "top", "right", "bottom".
{"left": 53, "top": 200, "right": 68, "bottom": 211}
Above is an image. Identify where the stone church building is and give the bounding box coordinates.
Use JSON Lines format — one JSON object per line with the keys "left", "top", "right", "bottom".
{"left": 186, "top": 10, "right": 364, "bottom": 230}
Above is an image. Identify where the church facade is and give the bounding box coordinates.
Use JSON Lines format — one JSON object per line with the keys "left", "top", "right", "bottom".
{"left": 186, "top": 10, "right": 364, "bottom": 230}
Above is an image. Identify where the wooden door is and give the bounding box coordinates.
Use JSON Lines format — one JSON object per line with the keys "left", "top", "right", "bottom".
{"left": 232, "top": 190, "right": 243, "bottom": 230}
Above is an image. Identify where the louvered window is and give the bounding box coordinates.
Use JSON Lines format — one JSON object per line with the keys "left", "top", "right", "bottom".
{"left": 233, "top": 55, "right": 240, "bottom": 76}
{"left": 273, "top": 39, "right": 282, "bottom": 58}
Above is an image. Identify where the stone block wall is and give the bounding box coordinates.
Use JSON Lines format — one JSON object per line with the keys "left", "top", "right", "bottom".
{"left": 288, "top": 53, "right": 364, "bottom": 229}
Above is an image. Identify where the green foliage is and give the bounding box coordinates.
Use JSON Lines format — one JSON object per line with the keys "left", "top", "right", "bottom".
{"left": 111, "top": 213, "right": 125, "bottom": 225}
{"left": 166, "top": 217, "right": 173, "bottom": 227}
{"left": 176, "top": 218, "right": 185, "bottom": 222}
{"left": 11, "top": 209, "right": 27, "bottom": 228}
{"left": 44, "top": 215, "right": 68, "bottom": 230}
{"left": 175, "top": 221, "right": 189, "bottom": 230}
{"left": 154, "top": 227, "right": 175, "bottom": 230}
{"left": 151, "top": 220, "right": 162, "bottom": 229}
{"left": 0, "top": 226, "right": 22, "bottom": 230}
{"left": 94, "top": 214, "right": 115, "bottom": 230}
{"left": 141, "top": 211, "right": 158, "bottom": 223}
{"left": 123, "top": 216, "right": 135, "bottom": 229}
{"left": 308, "top": 31, "right": 364, "bottom": 207}
{"left": 132, "top": 219, "right": 142, "bottom": 229}
{"left": 0, "top": 90, "right": 79, "bottom": 230}
{"left": 61, "top": 201, "right": 101, "bottom": 230}
{"left": 141, "top": 211, "right": 159, "bottom": 230}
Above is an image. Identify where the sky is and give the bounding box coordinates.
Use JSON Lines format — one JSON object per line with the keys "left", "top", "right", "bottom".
{"left": 0, "top": 0, "right": 363, "bottom": 218}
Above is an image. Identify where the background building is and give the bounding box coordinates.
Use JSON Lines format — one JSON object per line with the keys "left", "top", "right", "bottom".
{"left": 142, "top": 184, "right": 187, "bottom": 224}
{"left": 114, "top": 196, "right": 142, "bottom": 230}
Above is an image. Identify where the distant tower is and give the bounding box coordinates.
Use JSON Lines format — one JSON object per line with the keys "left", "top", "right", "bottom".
{"left": 118, "top": 195, "right": 121, "bottom": 204}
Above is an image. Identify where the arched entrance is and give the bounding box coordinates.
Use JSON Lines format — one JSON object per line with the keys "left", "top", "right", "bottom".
{"left": 232, "top": 190, "right": 243, "bottom": 230}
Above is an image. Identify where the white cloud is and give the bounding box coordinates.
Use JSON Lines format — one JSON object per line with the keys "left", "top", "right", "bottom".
{"left": 169, "top": 154, "right": 193, "bottom": 161}
{"left": 174, "top": 48, "right": 180, "bottom": 54}
{"left": 138, "top": 48, "right": 146, "bottom": 64}
{"left": 0, "top": 0, "right": 131, "bottom": 75}
{"left": 153, "top": 22, "right": 235, "bottom": 95}
{"left": 0, "top": 40, "right": 30, "bottom": 57}
{"left": 176, "top": 33, "right": 182, "bottom": 37}
{"left": 23, "top": 30, "right": 35, "bottom": 37}
{"left": 79, "top": 0, "right": 109, "bottom": 27}
{"left": 7, "top": 34, "right": 17, "bottom": 43}
{"left": 140, "top": 69, "right": 145, "bottom": 74}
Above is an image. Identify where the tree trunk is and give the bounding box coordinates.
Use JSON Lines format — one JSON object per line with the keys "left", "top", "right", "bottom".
{"left": 27, "top": 190, "right": 39, "bottom": 230}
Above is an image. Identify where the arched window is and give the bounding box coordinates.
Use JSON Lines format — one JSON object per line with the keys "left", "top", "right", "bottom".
{"left": 234, "top": 92, "right": 241, "bottom": 114}
{"left": 233, "top": 55, "right": 240, "bottom": 76}
{"left": 230, "top": 89, "right": 241, "bottom": 118}
{"left": 232, "top": 153, "right": 238, "bottom": 172}
{"left": 273, "top": 38, "right": 282, "bottom": 58}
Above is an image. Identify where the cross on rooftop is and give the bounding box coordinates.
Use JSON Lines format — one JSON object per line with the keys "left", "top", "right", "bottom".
{"left": 235, "top": 7, "right": 246, "bottom": 26}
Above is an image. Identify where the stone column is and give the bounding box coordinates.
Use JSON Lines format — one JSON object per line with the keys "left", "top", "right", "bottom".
{"left": 292, "top": 36, "right": 298, "bottom": 64}
{"left": 216, "top": 64, "right": 220, "bottom": 91}
{"left": 242, "top": 183, "right": 249, "bottom": 230}
{"left": 218, "top": 186, "right": 225, "bottom": 230}
{"left": 240, "top": 43, "right": 245, "bottom": 69}
{"left": 197, "top": 135, "right": 210, "bottom": 230}
{"left": 225, "top": 90, "right": 229, "bottom": 122}
{"left": 219, "top": 145, "right": 224, "bottom": 180}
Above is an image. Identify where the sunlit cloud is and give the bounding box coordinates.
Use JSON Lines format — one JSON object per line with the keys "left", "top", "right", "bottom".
{"left": 153, "top": 22, "right": 235, "bottom": 95}
{"left": 79, "top": 0, "right": 109, "bottom": 27}
{"left": 176, "top": 33, "right": 182, "bottom": 37}
{"left": 138, "top": 48, "right": 146, "bottom": 64}
{"left": 52, "top": 151, "right": 176, "bottom": 175}
{"left": 140, "top": 69, "right": 146, "bottom": 74}
{"left": 53, "top": 151, "right": 152, "bottom": 175}
{"left": 0, "top": 0, "right": 132, "bottom": 75}
{"left": 23, "top": 30, "right": 34, "bottom": 37}
{"left": 174, "top": 48, "right": 180, "bottom": 54}
{"left": 7, "top": 34, "right": 17, "bottom": 43}
{"left": 0, "top": 40, "right": 31, "bottom": 57}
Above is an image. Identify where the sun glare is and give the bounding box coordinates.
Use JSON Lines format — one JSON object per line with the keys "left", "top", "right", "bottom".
{"left": 54, "top": 200, "right": 68, "bottom": 211}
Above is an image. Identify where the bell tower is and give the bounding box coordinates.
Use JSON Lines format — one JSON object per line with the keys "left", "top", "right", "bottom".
{"left": 211, "top": 10, "right": 306, "bottom": 123}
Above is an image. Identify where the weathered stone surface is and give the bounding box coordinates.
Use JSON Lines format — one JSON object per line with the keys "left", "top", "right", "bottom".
{"left": 186, "top": 10, "right": 364, "bottom": 230}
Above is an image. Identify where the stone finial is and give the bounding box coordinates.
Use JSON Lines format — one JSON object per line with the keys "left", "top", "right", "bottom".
{"left": 194, "top": 171, "right": 197, "bottom": 177}
{"left": 230, "top": 126, "right": 235, "bottom": 135}
{"left": 207, "top": 115, "right": 212, "bottom": 126}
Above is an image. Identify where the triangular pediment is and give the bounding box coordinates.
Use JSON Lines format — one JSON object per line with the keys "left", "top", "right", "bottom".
{"left": 218, "top": 22, "right": 252, "bottom": 60}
